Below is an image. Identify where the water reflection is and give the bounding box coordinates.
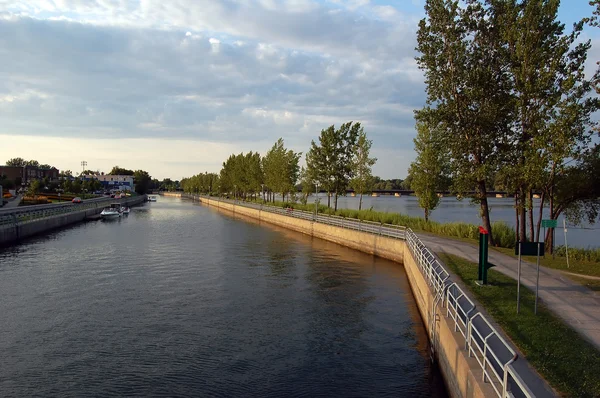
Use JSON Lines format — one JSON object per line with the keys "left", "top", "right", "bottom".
{"left": 0, "top": 197, "right": 447, "bottom": 397}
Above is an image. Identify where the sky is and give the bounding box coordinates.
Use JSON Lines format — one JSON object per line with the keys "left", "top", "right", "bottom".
{"left": 0, "top": 0, "right": 598, "bottom": 180}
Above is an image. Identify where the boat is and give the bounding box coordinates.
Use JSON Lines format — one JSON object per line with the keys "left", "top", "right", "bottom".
{"left": 147, "top": 195, "right": 157, "bottom": 202}
{"left": 100, "top": 207, "right": 121, "bottom": 219}
{"left": 121, "top": 206, "right": 130, "bottom": 215}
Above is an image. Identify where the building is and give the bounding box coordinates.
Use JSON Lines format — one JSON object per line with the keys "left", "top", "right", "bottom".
{"left": 0, "top": 165, "right": 60, "bottom": 187}
{"left": 0, "top": 166, "right": 24, "bottom": 183}
{"left": 82, "top": 174, "right": 134, "bottom": 191}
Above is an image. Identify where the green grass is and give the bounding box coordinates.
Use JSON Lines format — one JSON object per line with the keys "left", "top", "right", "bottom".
{"left": 438, "top": 253, "right": 600, "bottom": 397}
{"left": 492, "top": 247, "right": 600, "bottom": 278}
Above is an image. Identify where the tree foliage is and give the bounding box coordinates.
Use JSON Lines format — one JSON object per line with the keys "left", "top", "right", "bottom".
{"left": 133, "top": 170, "right": 152, "bottom": 195}
{"left": 181, "top": 173, "right": 220, "bottom": 195}
{"left": 416, "top": 0, "right": 513, "bottom": 244}
{"left": 416, "top": 0, "right": 599, "bottom": 247}
{"left": 109, "top": 166, "right": 134, "bottom": 176}
{"left": 262, "top": 139, "right": 300, "bottom": 201}
{"left": 409, "top": 122, "right": 448, "bottom": 221}
{"left": 5, "top": 158, "right": 27, "bottom": 167}
{"left": 219, "top": 151, "right": 265, "bottom": 199}
{"left": 349, "top": 128, "right": 377, "bottom": 210}
{"left": 305, "top": 122, "right": 360, "bottom": 210}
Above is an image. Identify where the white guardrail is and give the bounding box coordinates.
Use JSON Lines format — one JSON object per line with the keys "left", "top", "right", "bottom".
{"left": 0, "top": 197, "right": 132, "bottom": 227}
{"left": 189, "top": 194, "right": 533, "bottom": 398}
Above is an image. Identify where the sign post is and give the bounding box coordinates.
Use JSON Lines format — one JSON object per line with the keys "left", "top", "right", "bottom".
{"left": 515, "top": 241, "right": 545, "bottom": 315}
{"left": 563, "top": 218, "right": 569, "bottom": 269}
{"left": 517, "top": 242, "right": 522, "bottom": 314}
{"left": 535, "top": 242, "right": 541, "bottom": 315}
{"left": 541, "top": 219, "right": 557, "bottom": 259}
{"left": 477, "top": 227, "right": 495, "bottom": 285}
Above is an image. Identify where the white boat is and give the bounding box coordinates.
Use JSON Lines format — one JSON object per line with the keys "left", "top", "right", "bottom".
{"left": 121, "top": 206, "right": 130, "bottom": 215}
{"left": 147, "top": 195, "right": 157, "bottom": 202}
{"left": 100, "top": 207, "right": 121, "bottom": 219}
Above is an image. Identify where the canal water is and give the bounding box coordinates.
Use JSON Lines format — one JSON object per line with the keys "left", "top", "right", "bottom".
{"left": 0, "top": 197, "right": 447, "bottom": 397}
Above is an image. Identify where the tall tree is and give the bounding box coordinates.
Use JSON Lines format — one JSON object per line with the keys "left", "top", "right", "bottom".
{"left": 409, "top": 122, "right": 448, "bottom": 221}
{"left": 133, "top": 170, "right": 152, "bottom": 195}
{"left": 349, "top": 128, "right": 377, "bottom": 210}
{"left": 496, "top": 0, "right": 597, "bottom": 244}
{"left": 262, "top": 138, "right": 300, "bottom": 202}
{"left": 306, "top": 122, "right": 360, "bottom": 210}
{"left": 416, "top": 0, "right": 513, "bottom": 244}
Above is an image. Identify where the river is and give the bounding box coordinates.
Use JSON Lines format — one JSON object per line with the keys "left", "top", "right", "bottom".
{"left": 307, "top": 194, "right": 599, "bottom": 248}
{"left": 0, "top": 196, "right": 447, "bottom": 397}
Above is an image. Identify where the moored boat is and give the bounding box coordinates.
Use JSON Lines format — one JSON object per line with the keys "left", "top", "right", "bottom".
{"left": 100, "top": 207, "right": 121, "bottom": 219}
{"left": 121, "top": 206, "right": 130, "bottom": 215}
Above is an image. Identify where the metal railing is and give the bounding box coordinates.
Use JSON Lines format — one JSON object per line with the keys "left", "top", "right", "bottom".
{"left": 446, "top": 282, "right": 475, "bottom": 341}
{"left": 185, "top": 194, "right": 533, "bottom": 398}
{"left": 468, "top": 313, "right": 518, "bottom": 398}
{"left": 202, "top": 195, "right": 407, "bottom": 240}
{"left": 0, "top": 197, "right": 134, "bottom": 227}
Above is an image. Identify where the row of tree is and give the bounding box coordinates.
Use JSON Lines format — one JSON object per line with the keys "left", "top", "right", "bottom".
{"left": 411, "top": 0, "right": 600, "bottom": 249}
{"left": 181, "top": 122, "right": 378, "bottom": 211}
{"left": 5, "top": 157, "right": 54, "bottom": 169}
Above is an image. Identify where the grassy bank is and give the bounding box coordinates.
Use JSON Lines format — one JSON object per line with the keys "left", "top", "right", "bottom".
{"left": 492, "top": 246, "right": 600, "bottom": 278}
{"left": 438, "top": 253, "right": 600, "bottom": 397}
{"left": 248, "top": 198, "right": 517, "bottom": 247}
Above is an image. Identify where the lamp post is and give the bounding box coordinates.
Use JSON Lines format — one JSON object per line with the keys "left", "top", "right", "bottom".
{"left": 261, "top": 184, "right": 265, "bottom": 203}
{"left": 234, "top": 185, "right": 237, "bottom": 202}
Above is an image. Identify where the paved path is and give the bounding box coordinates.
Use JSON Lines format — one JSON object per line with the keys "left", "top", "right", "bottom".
{"left": 419, "top": 233, "right": 600, "bottom": 350}
{"left": 2, "top": 194, "right": 22, "bottom": 209}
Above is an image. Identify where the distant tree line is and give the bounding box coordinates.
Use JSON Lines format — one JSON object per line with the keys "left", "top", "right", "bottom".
{"left": 181, "top": 122, "right": 378, "bottom": 211}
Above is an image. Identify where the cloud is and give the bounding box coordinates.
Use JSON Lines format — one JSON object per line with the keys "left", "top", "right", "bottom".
{"left": 0, "top": 1, "right": 429, "bottom": 178}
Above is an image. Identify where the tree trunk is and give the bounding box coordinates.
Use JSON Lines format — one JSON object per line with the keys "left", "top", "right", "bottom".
{"left": 535, "top": 191, "right": 545, "bottom": 243}
{"left": 478, "top": 180, "right": 494, "bottom": 245}
{"left": 528, "top": 189, "right": 534, "bottom": 242}
{"left": 334, "top": 193, "right": 338, "bottom": 211}
{"left": 359, "top": 193, "right": 363, "bottom": 211}
{"left": 327, "top": 192, "right": 331, "bottom": 208}
{"left": 425, "top": 208, "right": 429, "bottom": 222}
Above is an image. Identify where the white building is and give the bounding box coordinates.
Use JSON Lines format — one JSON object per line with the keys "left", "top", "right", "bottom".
{"left": 83, "top": 174, "right": 134, "bottom": 191}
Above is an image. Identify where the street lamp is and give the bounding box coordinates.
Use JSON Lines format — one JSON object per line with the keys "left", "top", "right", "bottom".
{"left": 261, "top": 184, "right": 265, "bottom": 203}
{"left": 234, "top": 184, "right": 236, "bottom": 202}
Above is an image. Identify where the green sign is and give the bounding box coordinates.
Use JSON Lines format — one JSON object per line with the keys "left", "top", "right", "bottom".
{"left": 541, "top": 219, "right": 557, "bottom": 228}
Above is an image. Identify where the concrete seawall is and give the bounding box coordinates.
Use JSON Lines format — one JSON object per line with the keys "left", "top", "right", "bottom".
{"left": 0, "top": 195, "right": 146, "bottom": 246}
{"left": 181, "top": 194, "right": 496, "bottom": 398}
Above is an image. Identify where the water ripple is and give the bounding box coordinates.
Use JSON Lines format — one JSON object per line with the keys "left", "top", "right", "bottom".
{"left": 0, "top": 197, "right": 446, "bottom": 397}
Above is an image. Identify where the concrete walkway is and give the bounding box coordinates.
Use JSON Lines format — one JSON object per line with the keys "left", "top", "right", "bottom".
{"left": 2, "top": 194, "right": 22, "bottom": 209}
{"left": 419, "top": 233, "right": 600, "bottom": 350}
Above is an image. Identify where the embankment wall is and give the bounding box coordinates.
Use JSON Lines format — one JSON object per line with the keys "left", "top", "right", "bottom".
{"left": 0, "top": 195, "right": 146, "bottom": 246}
